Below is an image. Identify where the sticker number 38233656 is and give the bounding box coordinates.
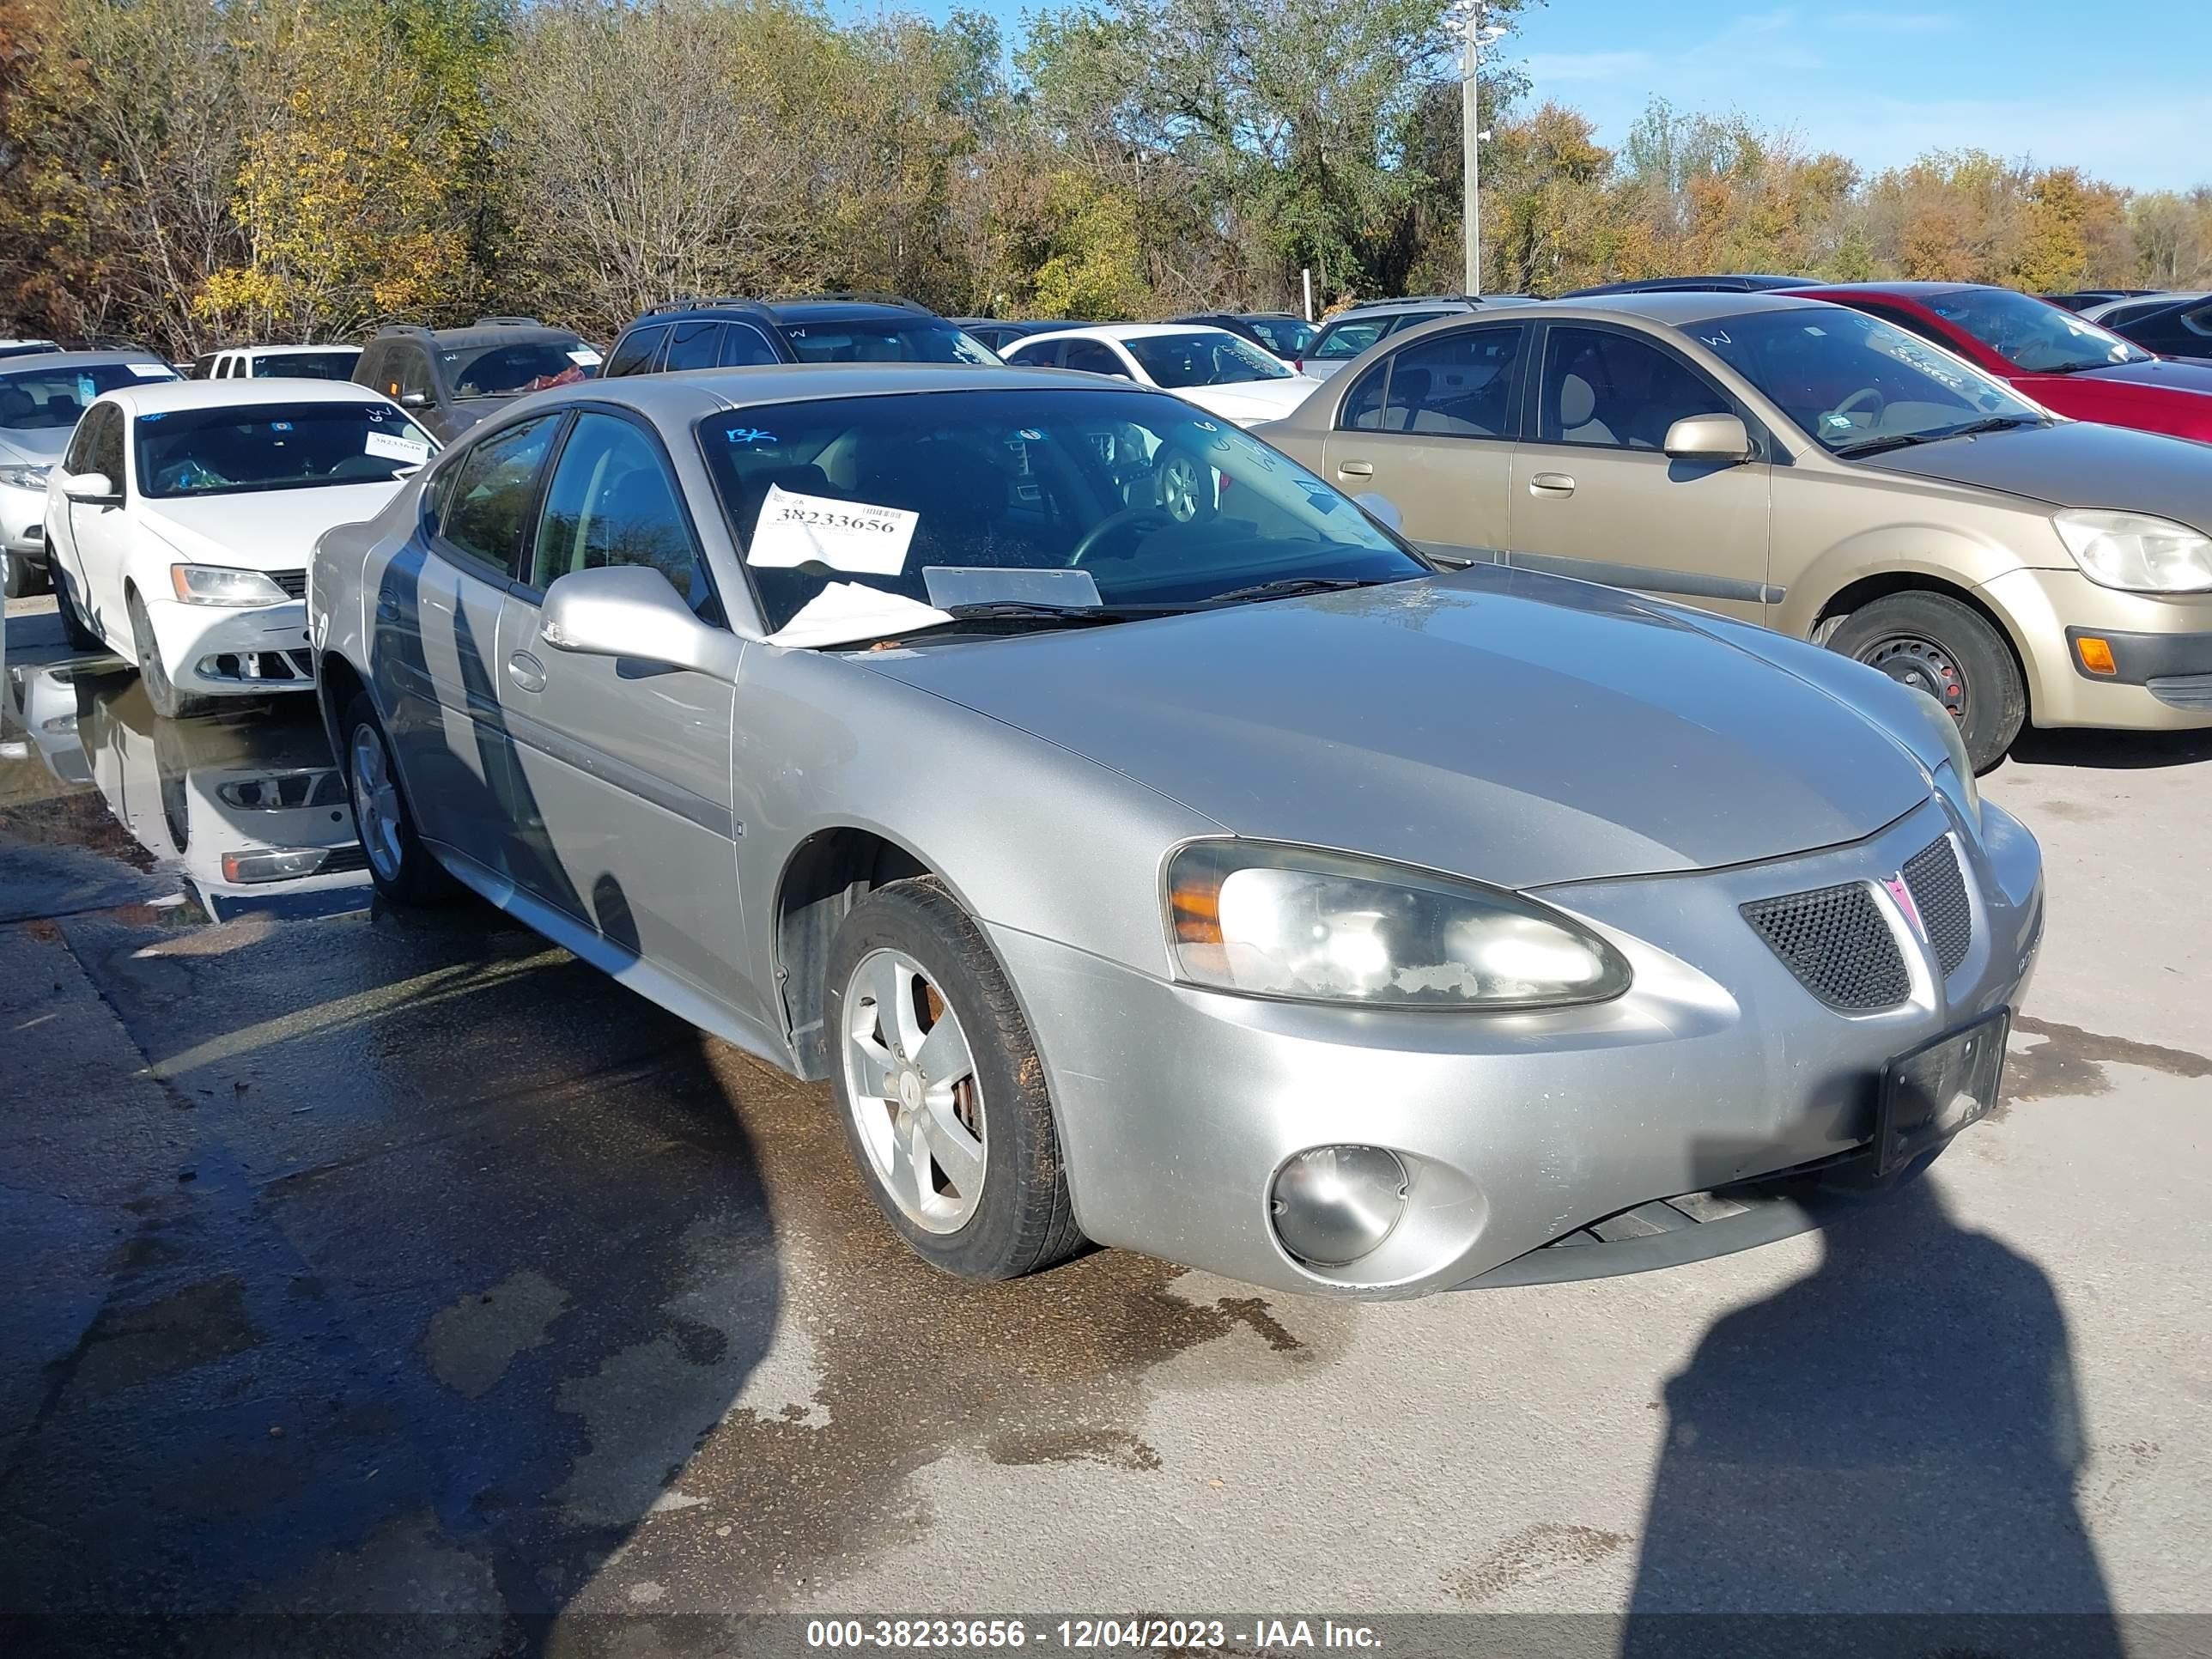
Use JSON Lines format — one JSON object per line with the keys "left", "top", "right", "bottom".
{"left": 746, "top": 483, "right": 918, "bottom": 576}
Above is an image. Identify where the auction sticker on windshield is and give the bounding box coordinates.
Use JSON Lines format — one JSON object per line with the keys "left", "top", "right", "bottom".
{"left": 747, "top": 483, "right": 917, "bottom": 575}
{"left": 365, "top": 430, "right": 430, "bottom": 464}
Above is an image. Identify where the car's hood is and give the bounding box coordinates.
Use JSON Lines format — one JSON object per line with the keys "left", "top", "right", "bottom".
{"left": 860, "top": 568, "right": 1933, "bottom": 888}
{"left": 141, "top": 483, "right": 405, "bottom": 571}
{"left": 0, "top": 428, "right": 68, "bottom": 467}
{"left": 1175, "top": 377, "right": 1321, "bottom": 425}
{"left": 1860, "top": 421, "right": 2212, "bottom": 532}
{"left": 2071, "top": 358, "right": 2212, "bottom": 397}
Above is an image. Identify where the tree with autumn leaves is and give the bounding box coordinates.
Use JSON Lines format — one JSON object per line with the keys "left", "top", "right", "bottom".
{"left": 2, "top": 0, "right": 2207, "bottom": 353}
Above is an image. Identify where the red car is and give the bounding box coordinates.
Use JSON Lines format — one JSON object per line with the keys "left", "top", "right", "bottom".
{"left": 1788, "top": 281, "right": 2212, "bottom": 444}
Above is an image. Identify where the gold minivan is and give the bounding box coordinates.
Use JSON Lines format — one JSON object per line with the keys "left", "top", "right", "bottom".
{"left": 1256, "top": 292, "right": 2212, "bottom": 770}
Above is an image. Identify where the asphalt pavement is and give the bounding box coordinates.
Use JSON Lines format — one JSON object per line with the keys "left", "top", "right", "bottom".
{"left": 3, "top": 593, "right": 2208, "bottom": 1656}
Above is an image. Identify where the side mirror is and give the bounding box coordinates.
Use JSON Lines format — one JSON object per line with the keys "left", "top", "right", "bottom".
{"left": 1352, "top": 490, "right": 1404, "bottom": 533}
{"left": 1662, "top": 413, "right": 1753, "bottom": 463}
{"left": 62, "top": 471, "right": 119, "bottom": 504}
{"left": 538, "top": 565, "right": 738, "bottom": 681}
{"left": 399, "top": 390, "right": 430, "bottom": 410}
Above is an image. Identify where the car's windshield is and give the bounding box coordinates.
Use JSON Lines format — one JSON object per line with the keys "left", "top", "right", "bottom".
{"left": 698, "top": 386, "right": 1425, "bottom": 641}
{"left": 1312, "top": 313, "right": 1443, "bottom": 360}
{"left": 0, "top": 363, "right": 173, "bottom": 432}
{"left": 1244, "top": 317, "right": 1317, "bottom": 357}
{"left": 781, "top": 320, "right": 999, "bottom": 365}
{"left": 1690, "top": 308, "right": 2045, "bottom": 454}
{"left": 137, "top": 402, "right": 437, "bottom": 498}
{"left": 1924, "top": 288, "right": 2152, "bottom": 373}
{"left": 254, "top": 350, "right": 359, "bottom": 381}
{"left": 440, "top": 340, "right": 599, "bottom": 398}
{"left": 1123, "top": 331, "right": 1291, "bottom": 388}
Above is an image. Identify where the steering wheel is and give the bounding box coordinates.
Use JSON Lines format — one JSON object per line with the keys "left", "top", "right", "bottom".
{"left": 1827, "top": 386, "right": 1887, "bottom": 429}
{"left": 1068, "top": 506, "right": 1175, "bottom": 568}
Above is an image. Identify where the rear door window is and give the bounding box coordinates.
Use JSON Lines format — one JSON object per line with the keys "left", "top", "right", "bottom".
{"left": 662, "top": 321, "right": 722, "bottom": 373}
{"left": 436, "top": 415, "right": 562, "bottom": 579}
{"left": 605, "top": 325, "right": 669, "bottom": 378}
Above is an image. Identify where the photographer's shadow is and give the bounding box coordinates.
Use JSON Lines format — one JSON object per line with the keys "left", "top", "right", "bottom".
{"left": 1623, "top": 1171, "right": 2122, "bottom": 1657}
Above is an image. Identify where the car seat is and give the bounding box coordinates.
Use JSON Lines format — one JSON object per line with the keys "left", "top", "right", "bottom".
{"left": 1557, "top": 373, "right": 1617, "bottom": 445}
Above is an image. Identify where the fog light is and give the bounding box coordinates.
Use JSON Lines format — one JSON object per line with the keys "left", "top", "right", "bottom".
{"left": 1270, "top": 1146, "right": 1408, "bottom": 1267}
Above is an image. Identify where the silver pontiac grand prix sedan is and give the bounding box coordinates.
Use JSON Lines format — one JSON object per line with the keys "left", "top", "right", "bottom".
{"left": 308, "top": 363, "right": 2044, "bottom": 1298}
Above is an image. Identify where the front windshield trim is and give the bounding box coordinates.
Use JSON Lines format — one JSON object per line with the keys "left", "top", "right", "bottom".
{"left": 691, "top": 384, "right": 1432, "bottom": 647}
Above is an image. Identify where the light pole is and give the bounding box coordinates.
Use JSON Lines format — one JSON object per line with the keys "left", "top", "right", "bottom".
{"left": 1448, "top": 6, "right": 1504, "bottom": 296}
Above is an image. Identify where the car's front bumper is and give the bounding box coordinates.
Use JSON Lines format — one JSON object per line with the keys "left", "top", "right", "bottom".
{"left": 1978, "top": 566, "right": 2212, "bottom": 729}
{"left": 2, "top": 480, "right": 49, "bottom": 561}
{"left": 990, "top": 793, "right": 2042, "bottom": 1298}
{"left": 143, "top": 597, "right": 316, "bottom": 696}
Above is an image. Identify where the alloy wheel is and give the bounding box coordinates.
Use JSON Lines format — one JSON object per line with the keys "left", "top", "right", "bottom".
{"left": 841, "top": 947, "right": 987, "bottom": 1234}
{"left": 1155, "top": 451, "right": 1206, "bottom": 523}
{"left": 349, "top": 724, "right": 405, "bottom": 883}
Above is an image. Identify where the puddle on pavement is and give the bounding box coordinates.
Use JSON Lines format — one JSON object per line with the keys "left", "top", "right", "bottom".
{"left": 3, "top": 650, "right": 370, "bottom": 925}
{"left": 2004, "top": 1014, "right": 2212, "bottom": 1106}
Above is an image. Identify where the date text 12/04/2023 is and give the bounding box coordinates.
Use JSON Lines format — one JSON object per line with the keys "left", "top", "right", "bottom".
{"left": 803, "top": 1619, "right": 1382, "bottom": 1650}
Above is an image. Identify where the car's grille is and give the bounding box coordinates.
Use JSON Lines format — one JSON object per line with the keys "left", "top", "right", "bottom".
{"left": 1901, "top": 836, "right": 1972, "bottom": 978}
{"left": 269, "top": 568, "right": 307, "bottom": 599}
{"left": 1741, "top": 882, "right": 1910, "bottom": 1012}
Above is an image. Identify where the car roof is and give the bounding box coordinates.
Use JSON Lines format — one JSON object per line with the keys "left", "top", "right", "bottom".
{"left": 236, "top": 342, "right": 362, "bottom": 355}
{"left": 470, "top": 362, "right": 1190, "bottom": 428}
{"left": 1536, "top": 290, "right": 1845, "bottom": 326}
{"left": 106, "top": 378, "right": 404, "bottom": 414}
{"left": 1014, "top": 323, "right": 1242, "bottom": 344}
{"left": 385, "top": 323, "right": 581, "bottom": 351}
{"left": 0, "top": 349, "right": 174, "bottom": 373}
{"left": 1560, "top": 275, "right": 1806, "bottom": 296}
{"left": 763, "top": 299, "right": 940, "bottom": 325}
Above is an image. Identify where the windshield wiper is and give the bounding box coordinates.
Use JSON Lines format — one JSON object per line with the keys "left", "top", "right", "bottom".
{"left": 1834, "top": 415, "right": 2042, "bottom": 458}
{"left": 1203, "top": 575, "right": 1392, "bottom": 605}
{"left": 940, "top": 600, "right": 1189, "bottom": 623}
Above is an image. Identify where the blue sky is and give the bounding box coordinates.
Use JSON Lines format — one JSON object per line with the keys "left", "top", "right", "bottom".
{"left": 839, "top": 0, "right": 2211, "bottom": 194}
{"left": 1505, "top": 1, "right": 2211, "bottom": 192}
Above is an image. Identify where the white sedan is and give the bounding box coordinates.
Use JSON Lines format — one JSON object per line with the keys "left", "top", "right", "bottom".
{"left": 43, "top": 380, "right": 436, "bottom": 718}
{"left": 1000, "top": 324, "right": 1322, "bottom": 426}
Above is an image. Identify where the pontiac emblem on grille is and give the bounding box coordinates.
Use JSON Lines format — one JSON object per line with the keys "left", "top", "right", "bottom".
{"left": 1882, "top": 875, "right": 1926, "bottom": 941}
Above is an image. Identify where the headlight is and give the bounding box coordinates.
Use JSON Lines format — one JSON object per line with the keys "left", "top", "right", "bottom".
{"left": 1164, "top": 841, "right": 1632, "bottom": 1010}
{"left": 0, "top": 464, "right": 50, "bottom": 492}
{"left": 1902, "top": 686, "right": 1982, "bottom": 827}
{"left": 170, "top": 564, "right": 290, "bottom": 606}
{"left": 2053, "top": 509, "right": 2212, "bottom": 592}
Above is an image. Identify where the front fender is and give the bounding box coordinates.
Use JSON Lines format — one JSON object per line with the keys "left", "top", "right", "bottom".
{"left": 1773, "top": 515, "right": 2054, "bottom": 641}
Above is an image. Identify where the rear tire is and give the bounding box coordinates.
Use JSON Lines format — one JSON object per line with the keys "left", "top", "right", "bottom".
{"left": 1826, "top": 591, "right": 2023, "bottom": 775}
{"left": 342, "top": 692, "right": 455, "bottom": 907}
{"left": 127, "top": 589, "right": 218, "bottom": 720}
{"left": 825, "top": 876, "right": 1084, "bottom": 1281}
{"left": 52, "top": 564, "right": 102, "bottom": 651}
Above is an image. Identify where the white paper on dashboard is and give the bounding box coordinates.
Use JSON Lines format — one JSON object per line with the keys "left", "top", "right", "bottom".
{"left": 365, "top": 430, "right": 431, "bottom": 464}
{"left": 767, "top": 582, "right": 952, "bottom": 649}
{"left": 567, "top": 347, "right": 603, "bottom": 366}
{"left": 125, "top": 362, "right": 172, "bottom": 378}
{"left": 746, "top": 484, "right": 918, "bottom": 576}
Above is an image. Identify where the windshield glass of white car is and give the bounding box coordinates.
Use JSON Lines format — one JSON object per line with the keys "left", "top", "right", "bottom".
{"left": 135, "top": 402, "right": 437, "bottom": 498}
{"left": 1691, "top": 308, "right": 2046, "bottom": 454}
{"left": 1123, "top": 331, "right": 1291, "bottom": 388}
{"left": 700, "top": 387, "right": 1424, "bottom": 635}
{"left": 1, "top": 364, "right": 172, "bottom": 431}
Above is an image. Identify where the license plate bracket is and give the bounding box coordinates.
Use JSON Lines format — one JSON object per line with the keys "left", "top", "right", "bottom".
{"left": 1874, "top": 1008, "right": 2011, "bottom": 1178}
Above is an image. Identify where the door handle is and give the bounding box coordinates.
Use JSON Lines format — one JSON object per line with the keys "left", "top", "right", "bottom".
{"left": 374, "top": 594, "right": 400, "bottom": 622}
{"left": 1528, "top": 471, "right": 1576, "bottom": 497}
{"left": 506, "top": 651, "right": 546, "bottom": 694}
{"left": 1337, "top": 459, "right": 1375, "bottom": 478}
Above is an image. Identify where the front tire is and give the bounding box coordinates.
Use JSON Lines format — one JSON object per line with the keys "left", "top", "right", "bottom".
{"left": 825, "top": 877, "right": 1084, "bottom": 1281}
{"left": 1, "top": 547, "right": 44, "bottom": 599}
{"left": 343, "top": 692, "right": 455, "bottom": 907}
{"left": 127, "top": 589, "right": 217, "bottom": 720}
{"left": 1826, "top": 591, "right": 2024, "bottom": 775}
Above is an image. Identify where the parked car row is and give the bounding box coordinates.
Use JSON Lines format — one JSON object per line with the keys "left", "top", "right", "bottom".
{"left": 24, "top": 270, "right": 2212, "bottom": 1300}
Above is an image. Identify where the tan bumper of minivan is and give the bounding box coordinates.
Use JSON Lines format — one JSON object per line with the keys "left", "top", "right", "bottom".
{"left": 1977, "top": 567, "right": 2212, "bottom": 731}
